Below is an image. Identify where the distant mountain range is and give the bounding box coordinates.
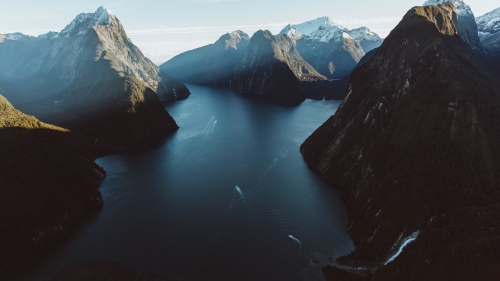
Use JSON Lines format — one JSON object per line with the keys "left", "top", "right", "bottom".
{"left": 233, "top": 30, "right": 329, "bottom": 104}
{"left": 302, "top": 1, "right": 500, "bottom": 279}
{"left": 161, "top": 17, "right": 383, "bottom": 103}
{"left": 161, "top": 30, "right": 250, "bottom": 87}
{"left": 477, "top": 7, "right": 500, "bottom": 56}
{"left": 0, "top": 6, "right": 188, "bottom": 148}
{"left": 280, "top": 17, "right": 380, "bottom": 79}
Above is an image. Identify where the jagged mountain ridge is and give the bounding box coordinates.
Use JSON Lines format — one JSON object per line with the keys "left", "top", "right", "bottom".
{"left": 280, "top": 17, "right": 381, "bottom": 79}
{"left": 280, "top": 16, "right": 382, "bottom": 53}
{"left": 476, "top": 7, "right": 500, "bottom": 56}
{"left": 232, "top": 30, "right": 327, "bottom": 104}
{"left": 301, "top": 3, "right": 500, "bottom": 280}
{"left": 423, "top": 0, "right": 484, "bottom": 51}
{"left": 0, "top": 94, "right": 105, "bottom": 274}
{"left": 160, "top": 31, "right": 250, "bottom": 87}
{"left": 161, "top": 17, "right": 382, "bottom": 103}
{"left": 0, "top": 6, "right": 187, "bottom": 147}
{"left": 0, "top": 6, "right": 189, "bottom": 104}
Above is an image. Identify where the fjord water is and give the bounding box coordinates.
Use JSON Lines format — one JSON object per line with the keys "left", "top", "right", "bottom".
{"left": 5, "top": 85, "right": 353, "bottom": 281}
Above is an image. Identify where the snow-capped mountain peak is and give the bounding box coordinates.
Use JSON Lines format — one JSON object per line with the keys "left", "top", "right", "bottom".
{"left": 0, "top": 32, "right": 33, "bottom": 42}
{"left": 280, "top": 17, "right": 382, "bottom": 53}
{"left": 280, "top": 17, "right": 349, "bottom": 43}
{"left": 349, "top": 27, "right": 381, "bottom": 42}
{"left": 59, "top": 6, "right": 116, "bottom": 37}
{"left": 280, "top": 16, "right": 347, "bottom": 42}
{"left": 476, "top": 7, "right": 500, "bottom": 34}
{"left": 228, "top": 30, "right": 250, "bottom": 40}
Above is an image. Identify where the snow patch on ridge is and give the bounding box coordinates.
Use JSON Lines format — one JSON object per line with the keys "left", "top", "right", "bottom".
{"left": 59, "top": 6, "right": 115, "bottom": 37}
{"left": 280, "top": 16, "right": 382, "bottom": 47}
{"left": 0, "top": 32, "right": 33, "bottom": 42}
{"left": 350, "top": 27, "right": 381, "bottom": 42}
{"left": 476, "top": 7, "right": 500, "bottom": 34}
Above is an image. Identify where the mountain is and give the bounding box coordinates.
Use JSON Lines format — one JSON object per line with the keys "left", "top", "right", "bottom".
{"left": 477, "top": 7, "right": 500, "bottom": 56}
{"left": 301, "top": 3, "right": 500, "bottom": 280}
{"left": 0, "top": 6, "right": 188, "bottom": 148}
{"left": 280, "top": 17, "right": 382, "bottom": 79}
{"left": 423, "top": 0, "right": 484, "bottom": 51}
{"left": 160, "top": 31, "right": 250, "bottom": 87}
{"left": 232, "top": 30, "right": 327, "bottom": 104}
{"left": 0, "top": 94, "right": 105, "bottom": 274}
{"left": 280, "top": 17, "right": 382, "bottom": 53}
{"left": 160, "top": 17, "right": 382, "bottom": 102}
{"left": 323, "top": 48, "right": 379, "bottom": 102}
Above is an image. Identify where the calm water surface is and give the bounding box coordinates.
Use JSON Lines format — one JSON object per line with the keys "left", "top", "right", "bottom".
{"left": 4, "top": 85, "right": 353, "bottom": 281}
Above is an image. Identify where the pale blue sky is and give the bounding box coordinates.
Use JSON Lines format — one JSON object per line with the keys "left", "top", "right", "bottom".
{"left": 1, "top": 0, "right": 498, "bottom": 63}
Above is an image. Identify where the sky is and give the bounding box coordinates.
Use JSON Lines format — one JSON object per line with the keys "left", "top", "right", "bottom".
{"left": 1, "top": 0, "right": 498, "bottom": 64}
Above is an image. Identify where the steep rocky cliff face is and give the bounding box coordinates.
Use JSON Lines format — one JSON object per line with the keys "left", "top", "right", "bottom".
{"left": 233, "top": 30, "right": 326, "bottom": 104}
{"left": 0, "top": 6, "right": 186, "bottom": 147}
{"left": 301, "top": 4, "right": 500, "bottom": 280}
{"left": 0, "top": 94, "right": 105, "bottom": 275}
{"left": 160, "top": 31, "right": 250, "bottom": 87}
{"left": 477, "top": 7, "right": 500, "bottom": 57}
{"left": 424, "top": 0, "right": 484, "bottom": 51}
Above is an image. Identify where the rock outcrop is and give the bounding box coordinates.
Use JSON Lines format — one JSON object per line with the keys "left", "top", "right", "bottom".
{"left": 160, "top": 31, "right": 250, "bottom": 87}
{"left": 301, "top": 3, "right": 500, "bottom": 280}
{"left": 0, "top": 94, "right": 105, "bottom": 275}
{"left": 423, "top": 0, "right": 484, "bottom": 51}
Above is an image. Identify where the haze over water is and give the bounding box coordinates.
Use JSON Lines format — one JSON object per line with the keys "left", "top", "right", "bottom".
{"left": 4, "top": 85, "right": 354, "bottom": 281}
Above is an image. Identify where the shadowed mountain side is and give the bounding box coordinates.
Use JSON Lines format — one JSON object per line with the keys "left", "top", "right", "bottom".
{"left": 480, "top": 35, "right": 500, "bottom": 57}
{"left": 36, "top": 76, "right": 179, "bottom": 149}
{"left": 295, "top": 36, "right": 365, "bottom": 80}
{"left": 0, "top": 7, "right": 190, "bottom": 105}
{"left": 0, "top": 7, "right": 188, "bottom": 150}
{"left": 233, "top": 30, "right": 327, "bottom": 104}
{"left": 311, "top": 48, "right": 378, "bottom": 101}
{"left": 301, "top": 4, "right": 500, "bottom": 280}
{"left": 0, "top": 94, "right": 105, "bottom": 275}
{"left": 6, "top": 45, "right": 180, "bottom": 149}
{"left": 160, "top": 31, "right": 250, "bottom": 87}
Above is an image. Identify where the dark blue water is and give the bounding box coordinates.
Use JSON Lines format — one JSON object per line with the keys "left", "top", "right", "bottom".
{"left": 3, "top": 85, "right": 353, "bottom": 281}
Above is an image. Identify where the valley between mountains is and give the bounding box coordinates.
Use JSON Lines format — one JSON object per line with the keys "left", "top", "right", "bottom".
{"left": 1, "top": 0, "right": 500, "bottom": 280}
